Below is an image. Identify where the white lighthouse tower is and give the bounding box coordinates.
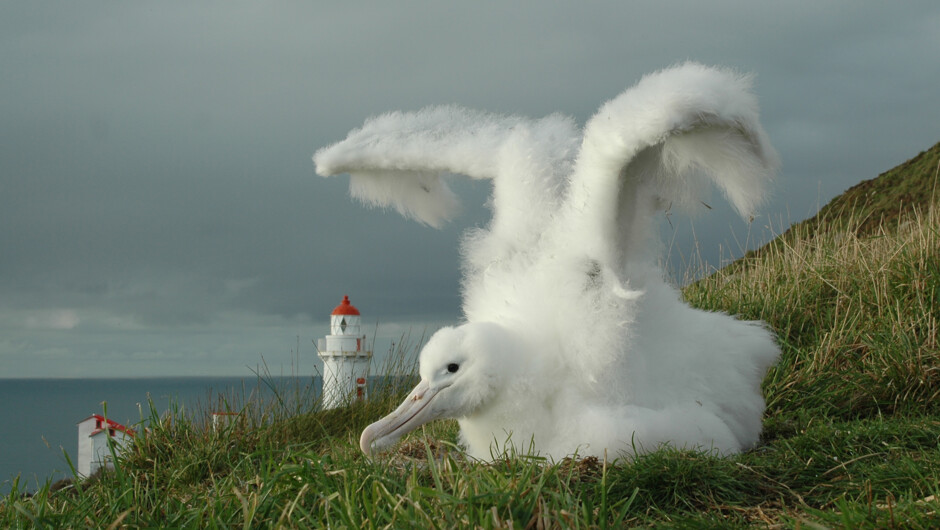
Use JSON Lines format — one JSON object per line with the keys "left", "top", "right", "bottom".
{"left": 317, "top": 295, "right": 372, "bottom": 409}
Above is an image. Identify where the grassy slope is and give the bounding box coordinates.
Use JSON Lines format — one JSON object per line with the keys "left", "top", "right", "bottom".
{"left": 4, "top": 145, "right": 940, "bottom": 528}
{"left": 797, "top": 141, "right": 940, "bottom": 237}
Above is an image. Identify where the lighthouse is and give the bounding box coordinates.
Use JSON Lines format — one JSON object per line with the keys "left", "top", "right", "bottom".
{"left": 317, "top": 295, "right": 372, "bottom": 409}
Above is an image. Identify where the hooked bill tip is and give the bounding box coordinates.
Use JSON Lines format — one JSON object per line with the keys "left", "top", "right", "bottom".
{"left": 359, "top": 424, "right": 377, "bottom": 455}
{"left": 358, "top": 379, "right": 437, "bottom": 456}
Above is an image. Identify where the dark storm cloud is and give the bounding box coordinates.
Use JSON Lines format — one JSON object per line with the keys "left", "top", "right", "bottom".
{"left": 1, "top": 1, "right": 938, "bottom": 376}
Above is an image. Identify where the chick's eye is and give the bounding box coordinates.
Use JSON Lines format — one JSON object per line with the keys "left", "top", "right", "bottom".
{"left": 446, "top": 363, "right": 459, "bottom": 373}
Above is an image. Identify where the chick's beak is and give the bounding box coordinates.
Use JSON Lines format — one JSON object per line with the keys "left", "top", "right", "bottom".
{"left": 360, "top": 379, "right": 444, "bottom": 455}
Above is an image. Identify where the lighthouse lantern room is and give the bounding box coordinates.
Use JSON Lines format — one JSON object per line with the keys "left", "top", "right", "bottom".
{"left": 317, "top": 295, "right": 372, "bottom": 409}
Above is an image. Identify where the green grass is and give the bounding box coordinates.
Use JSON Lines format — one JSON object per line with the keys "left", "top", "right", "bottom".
{"left": 4, "top": 192, "right": 940, "bottom": 527}
{"left": 794, "top": 141, "right": 940, "bottom": 238}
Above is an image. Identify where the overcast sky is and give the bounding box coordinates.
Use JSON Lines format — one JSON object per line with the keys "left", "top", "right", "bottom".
{"left": 2, "top": 2, "right": 938, "bottom": 377}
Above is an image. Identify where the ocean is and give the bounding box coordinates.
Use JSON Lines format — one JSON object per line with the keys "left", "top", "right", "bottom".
{"left": 0, "top": 376, "right": 321, "bottom": 494}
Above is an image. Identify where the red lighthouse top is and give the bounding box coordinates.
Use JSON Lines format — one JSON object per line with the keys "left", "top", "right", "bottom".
{"left": 331, "top": 295, "right": 361, "bottom": 316}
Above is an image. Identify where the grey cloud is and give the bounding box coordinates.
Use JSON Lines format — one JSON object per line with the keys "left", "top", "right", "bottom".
{"left": 2, "top": 1, "right": 939, "bottom": 376}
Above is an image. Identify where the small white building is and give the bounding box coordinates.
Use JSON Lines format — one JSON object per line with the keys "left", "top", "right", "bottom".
{"left": 317, "top": 295, "right": 372, "bottom": 409}
{"left": 76, "top": 414, "right": 135, "bottom": 477}
{"left": 211, "top": 411, "right": 240, "bottom": 432}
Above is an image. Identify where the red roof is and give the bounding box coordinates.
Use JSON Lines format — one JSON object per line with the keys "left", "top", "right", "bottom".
{"left": 81, "top": 414, "right": 135, "bottom": 437}
{"left": 331, "top": 295, "right": 360, "bottom": 316}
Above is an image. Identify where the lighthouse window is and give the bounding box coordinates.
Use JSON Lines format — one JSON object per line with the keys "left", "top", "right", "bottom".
{"left": 340, "top": 318, "right": 347, "bottom": 332}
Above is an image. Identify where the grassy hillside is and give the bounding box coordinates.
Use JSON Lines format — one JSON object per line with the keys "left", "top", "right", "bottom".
{"left": 3, "top": 145, "right": 940, "bottom": 528}
{"left": 797, "top": 141, "right": 940, "bottom": 237}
